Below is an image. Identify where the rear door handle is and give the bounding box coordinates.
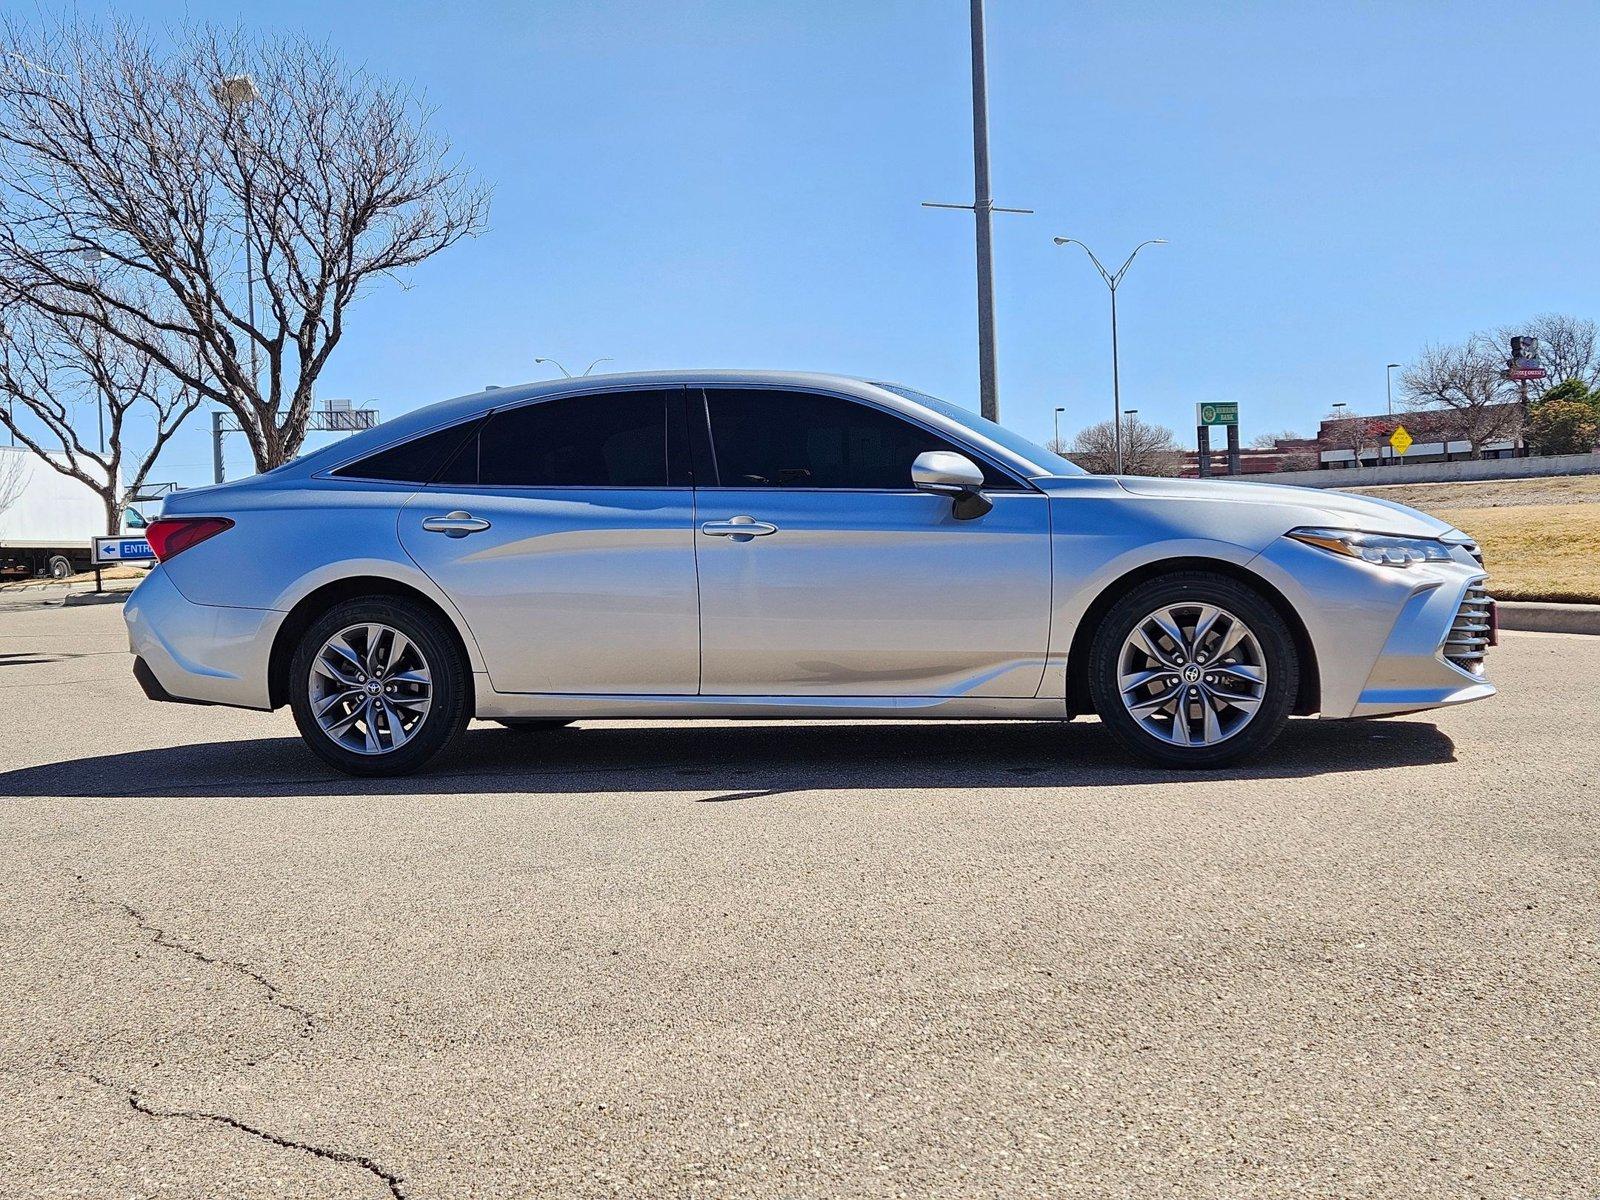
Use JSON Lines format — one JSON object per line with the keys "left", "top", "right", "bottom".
{"left": 421, "top": 511, "right": 492, "bottom": 538}
{"left": 701, "top": 515, "right": 778, "bottom": 540}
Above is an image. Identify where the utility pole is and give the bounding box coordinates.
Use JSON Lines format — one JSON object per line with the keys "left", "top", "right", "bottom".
{"left": 923, "top": 0, "right": 1030, "bottom": 422}
{"left": 212, "top": 411, "right": 227, "bottom": 484}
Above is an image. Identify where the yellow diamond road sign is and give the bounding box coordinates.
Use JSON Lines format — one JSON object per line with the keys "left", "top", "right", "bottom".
{"left": 1390, "top": 425, "right": 1414, "bottom": 455}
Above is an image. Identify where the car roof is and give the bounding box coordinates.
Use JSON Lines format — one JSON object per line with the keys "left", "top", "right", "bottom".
{"left": 266, "top": 370, "right": 1058, "bottom": 482}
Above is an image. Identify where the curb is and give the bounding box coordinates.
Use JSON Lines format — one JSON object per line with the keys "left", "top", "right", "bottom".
{"left": 1496, "top": 601, "right": 1600, "bottom": 636}
{"left": 62, "top": 589, "right": 133, "bottom": 607}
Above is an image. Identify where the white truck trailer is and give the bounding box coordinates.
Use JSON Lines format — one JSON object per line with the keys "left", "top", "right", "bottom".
{"left": 0, "top": 444, "right": 121, "bottom": 578}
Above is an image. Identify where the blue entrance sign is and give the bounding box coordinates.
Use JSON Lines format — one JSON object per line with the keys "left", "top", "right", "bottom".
{"left": 92, "top": 536, "right": 155, "bottom": 564}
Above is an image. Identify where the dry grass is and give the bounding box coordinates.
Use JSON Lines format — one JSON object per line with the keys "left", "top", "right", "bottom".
{"left": 1342, "top": 475, "right": 1600, "bottom": 602}
{"left": 1436, "top": 504, "right": 1600, "bottom": 603}
{"left": 1345, "top": 473, "right": 1600, "bottom": 511}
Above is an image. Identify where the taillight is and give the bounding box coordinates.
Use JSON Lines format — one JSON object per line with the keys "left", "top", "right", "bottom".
{"left": 144, "top": 517, "right": 234, "bottom": 562}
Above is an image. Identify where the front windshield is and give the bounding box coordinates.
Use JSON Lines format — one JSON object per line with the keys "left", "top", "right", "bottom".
{"left": 871, "top": 383, "right": 1086, "bottom": 476}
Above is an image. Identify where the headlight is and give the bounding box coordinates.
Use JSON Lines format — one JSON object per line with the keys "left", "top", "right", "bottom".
{"left": 1286, "top": 527, "right": 1455, "bottom": 567}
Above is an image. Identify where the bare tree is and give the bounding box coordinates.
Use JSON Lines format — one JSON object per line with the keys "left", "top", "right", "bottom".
{"left": 1069, "top": 415, "right": 1182, "bottom": 476}
{"left": 1497, "top": 314, "right": 1600, "bottom": 398}
{"left": 0, "top": 438, "right": 26, "bottom": 516}
{"left": 1400, "top": 336, "right": 1521, "bottom": 458}
{"left": 0, "top": 20, "right": 489, "bottom": 472}
{"left": 0, "top": 300, "right": 199, "bottom": 532}
{"left": 1249, "top": 428, "right": 1302, "bottom": 450}
{"left": 1323, "top": 411, "right": 1384, "bottom": 463}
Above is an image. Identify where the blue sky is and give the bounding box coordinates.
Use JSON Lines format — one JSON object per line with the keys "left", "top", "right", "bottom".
{"left": 29, "top": 0, "right": 1600, "bottom": 485}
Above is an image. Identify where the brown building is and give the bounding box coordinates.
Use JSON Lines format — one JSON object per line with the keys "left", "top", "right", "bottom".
{"left": 1178, "top": 406, "right": 1523, "bottom": 477}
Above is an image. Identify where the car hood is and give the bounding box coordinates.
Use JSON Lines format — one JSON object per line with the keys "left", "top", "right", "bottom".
{"left": 1036, "top": 474, "right": 1454, "bottom": 538}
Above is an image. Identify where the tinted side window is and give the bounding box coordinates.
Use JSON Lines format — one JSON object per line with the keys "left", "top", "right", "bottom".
{"left": 472, "top": 392, "right": 669, "bottom": 488}
{"left": 333, "top": 421, "right": 479, "bottom": 483}
{"left": 704, "top": 389, "right": 1018, "bottom": 490}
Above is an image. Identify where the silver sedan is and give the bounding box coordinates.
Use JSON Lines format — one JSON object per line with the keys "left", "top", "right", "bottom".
{"left": 124, "top": 371, "right": 1495, "bottom": 775}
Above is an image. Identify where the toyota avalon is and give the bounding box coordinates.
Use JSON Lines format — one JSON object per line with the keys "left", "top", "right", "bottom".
{"left": 124, "top": 371, "right": 1495, "bottom": 775}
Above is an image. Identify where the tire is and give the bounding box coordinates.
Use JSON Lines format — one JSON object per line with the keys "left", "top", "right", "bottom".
{"left": 1088, "top": 571, "right": 1298, "bottom": 769}
{"left": 47, "top": 554, "right": 73, "bottom": 580}
{"left": 494, "top": 719, "right": 574, "bottom": 733}
{"left": 289, "top": 596, "right": 471, "bottom": 777}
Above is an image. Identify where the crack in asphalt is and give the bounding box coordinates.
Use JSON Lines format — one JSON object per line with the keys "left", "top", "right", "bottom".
{"left": 113, "top": 899, "right": 318, "bottom": 1038}
{"left": 77, "top": 1069, "right": 408, "bottom": 1199}
{"left": 69, "top": 873, "right": 317, "bottom": 1038}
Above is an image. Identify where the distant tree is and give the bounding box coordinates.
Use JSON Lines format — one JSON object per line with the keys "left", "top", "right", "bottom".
{"left": 1069, "top": 415, "right": 1183, "bottom": 476}
{"left": 1400, "top": 335, "right": 1521, "bottom": 458}
{"left": 0, "top": 300, "right": 199, "bottom": 533}
{"left": 1497, "top": 314, "right": 1600, "bottom": 398}
{"left": 0, "top": 20, "right": 489, "bottom": 472}
{"left": 0, "top": 437, "right": 25, "bottom": 516}
{"left": 1045, "top": 435, "right": 1071, "bottom": 457}
{"left": 1249, "top": 429, "right": 1302, "bottom": 450}
{"left": 1525, "top": 380, "right": 1599, "bottom": 455}
{"left": 1323, "top": 411, "right": 1386, "bottom": 463}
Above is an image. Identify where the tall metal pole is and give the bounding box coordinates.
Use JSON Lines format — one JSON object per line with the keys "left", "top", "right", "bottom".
{"left": 1109, "top": 286, "right": 1123, "bottom": 474}
{"left": 212, "top": 411, "right": 226, "bottom": 484}
{"left": 922, "top": 0, "right": 1030, "bottom": 422}
{"left": 1052, "top": 237, "right": 1166, "bottom": 477}
{"left": 969, "top": 0, "right": 998, "bottom": 421}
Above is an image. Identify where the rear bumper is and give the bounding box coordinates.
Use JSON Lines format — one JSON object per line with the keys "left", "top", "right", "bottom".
{"left": 123, "top": 567, "right": 282, "bottom": 710}
{"left": 132, "top": 655, "right": 212, "bottom": 706}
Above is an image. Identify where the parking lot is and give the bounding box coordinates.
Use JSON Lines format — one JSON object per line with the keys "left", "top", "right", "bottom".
{"left": 2, "top": 596, "right": 1596, "bottom": 1199}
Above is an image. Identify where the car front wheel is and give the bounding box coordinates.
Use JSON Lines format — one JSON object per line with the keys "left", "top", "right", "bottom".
{"left": 1088, "top": 571, "right": 1298, "bottom": 768}
{"left": 289, "top": 597, "right": 471, "bottom": 776}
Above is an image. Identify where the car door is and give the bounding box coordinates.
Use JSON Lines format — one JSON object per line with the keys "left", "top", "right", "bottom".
{"left": 692, "top": 386, "right": 1053, "bottom": 697}
{"left": 398, "top": 388, "right": 700, "bottom": 695}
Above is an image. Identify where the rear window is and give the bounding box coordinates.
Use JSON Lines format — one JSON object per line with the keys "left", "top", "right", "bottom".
{"left": 333, "top": 422, "right": 480, "bottom": 483}
{"left": 432, "top": 391, "right": 672, "bottom": 488}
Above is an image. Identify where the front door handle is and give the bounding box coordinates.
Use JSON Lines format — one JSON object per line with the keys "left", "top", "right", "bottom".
{"left": 421, "top": 511, "right": 492, "bottom": 538}
{"left": 701, "top": 515, "right": 778, "bottom": 541}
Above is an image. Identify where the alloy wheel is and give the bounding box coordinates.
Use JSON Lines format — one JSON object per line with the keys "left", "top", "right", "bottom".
{"left": 1116, "top": 603, "right": 1267, "bottom": 748}
{"left": 308, "top": 622, "right": 433, "bottom": 755}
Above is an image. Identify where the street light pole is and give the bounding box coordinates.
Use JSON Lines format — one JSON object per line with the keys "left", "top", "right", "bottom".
{"left": 535, "top": 357, "right": 613, "bottom": 379}
{"left": 1053, "top": 406, "right": 1065, "bottom": 450}
{"left": 1052, "top": 237, "right": 1167, "bottom": 475}
{"left": 214, "top": 75, "right": 261, "bottom": 391}
{"left": 76, "top": 248, "right": 110, "bottom": 450}
{"left": 1386, "top": 362, "right": 1400, "bottom": 417}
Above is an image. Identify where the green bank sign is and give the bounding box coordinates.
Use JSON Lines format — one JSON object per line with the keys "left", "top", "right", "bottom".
{"left": 1196, "top": 402, "right": 1239, "bottom": 427}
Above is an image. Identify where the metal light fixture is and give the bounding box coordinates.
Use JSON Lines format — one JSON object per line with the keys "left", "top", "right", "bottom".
{"left": 1052, "top": 237, "right": 1167, "bottom": 474}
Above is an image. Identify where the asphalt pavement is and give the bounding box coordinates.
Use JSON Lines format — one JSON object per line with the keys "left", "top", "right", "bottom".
{"left": 1, "top": 600, "right": 1596, "bottom": 1198}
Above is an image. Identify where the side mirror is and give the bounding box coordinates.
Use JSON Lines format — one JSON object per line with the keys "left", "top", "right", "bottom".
{"left": 911, "top": 451, "right": 993, "bottom": 520}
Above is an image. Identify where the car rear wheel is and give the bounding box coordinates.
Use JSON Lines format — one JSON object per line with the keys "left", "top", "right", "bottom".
{"left": 1088, "top": 572, "right": 1298, "bottom": 768}
{"left": 289, "top": 597, "right": 470, "bottom": 776}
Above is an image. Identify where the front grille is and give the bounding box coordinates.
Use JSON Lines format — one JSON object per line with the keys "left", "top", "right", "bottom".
{"left": 1444, "top": 583, "right": 1493, "bottom": 675}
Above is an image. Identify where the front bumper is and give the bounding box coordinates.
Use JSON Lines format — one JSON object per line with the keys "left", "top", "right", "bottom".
{"left": 123, "top": 566, "right": 283, "bottom": 710}
{"left": 1347, "top": 571, "right": 1498, "bottom": 717}
{"left": 1250, "top": 538, "right": 1496, "bottom": 719}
